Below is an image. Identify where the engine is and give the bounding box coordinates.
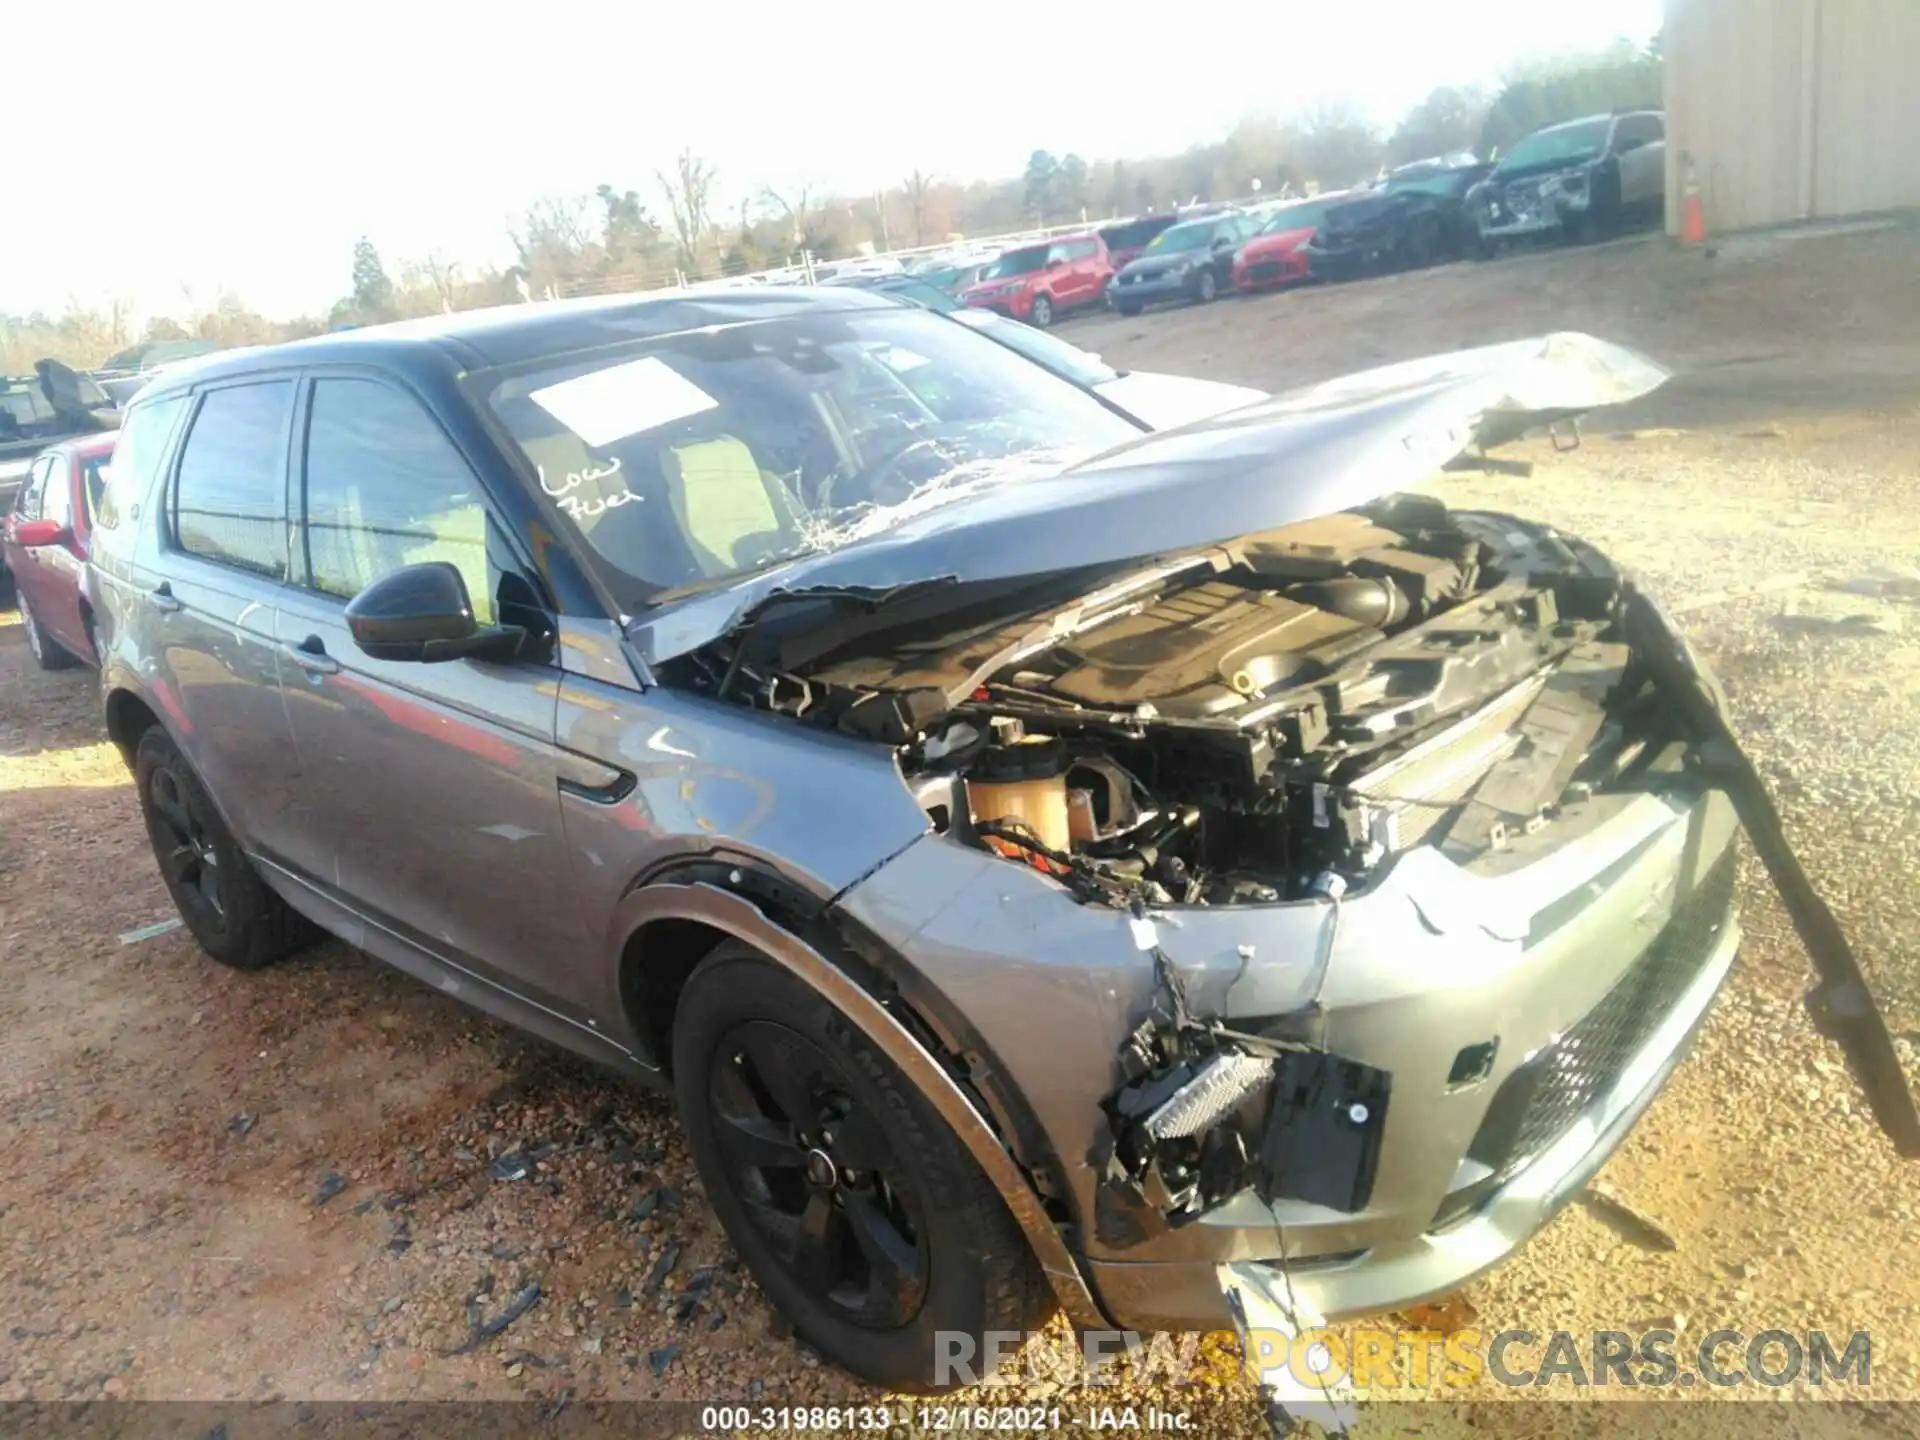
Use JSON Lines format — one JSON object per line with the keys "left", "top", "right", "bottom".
{"left": 687, "top": 494, "right": 1654, "bottom": 908}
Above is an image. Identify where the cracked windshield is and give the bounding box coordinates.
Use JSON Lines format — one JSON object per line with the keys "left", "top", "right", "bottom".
{"left": 484, "top": 310, "right": 1136, "bottom": 601}
{"left": 6, "top": 1, "right": 1920, "bottom": 1434}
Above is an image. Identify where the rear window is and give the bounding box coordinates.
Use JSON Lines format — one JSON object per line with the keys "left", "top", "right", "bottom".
{"left": 171, "top": 382, "right": 294, "bottom": 579}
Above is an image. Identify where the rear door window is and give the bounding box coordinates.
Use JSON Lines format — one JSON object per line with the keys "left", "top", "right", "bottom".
{"left": 171, "top": 381, "right": 294, "bottom": 579}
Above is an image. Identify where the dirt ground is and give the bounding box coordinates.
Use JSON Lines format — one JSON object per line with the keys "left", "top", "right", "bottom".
{"left": 6, "top": 222, "right": 1920, "bottom": 1433}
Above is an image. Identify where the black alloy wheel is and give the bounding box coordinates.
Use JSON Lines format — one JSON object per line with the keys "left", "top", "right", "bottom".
{"left": 147, "top": 757, "right": 227, "bottom": 933}
{"left": 132, "top": 727, "right": 307, "bottom": 970}
{"left": 708, "top": 1020, "right": 928, "bottom": 1327}
{"left": 673, "top": 944, "right": 1046, "bottom": 1390}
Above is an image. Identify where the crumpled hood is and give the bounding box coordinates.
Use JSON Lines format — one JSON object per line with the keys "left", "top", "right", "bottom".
{"left": 628, "top": 333, "right": 1670, "bottom": 664}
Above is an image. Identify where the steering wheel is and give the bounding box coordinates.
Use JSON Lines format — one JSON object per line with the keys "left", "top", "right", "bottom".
{"left": 862, "top": 434, "right": 962, "bottom": 506}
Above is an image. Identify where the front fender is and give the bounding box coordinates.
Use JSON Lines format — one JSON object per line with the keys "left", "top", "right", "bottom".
{"left": 607, "top": 878, "right": 1110, "bottom": 1330}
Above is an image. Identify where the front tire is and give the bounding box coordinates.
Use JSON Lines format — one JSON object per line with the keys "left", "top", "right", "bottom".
{"left": 134, "top": 728, "right": 306, "bottom": 970}
{"left": 1194, "top": 269, "right": 1219, "bottom": 303}
{"left": 1027, "top": 292, "right": 1054, "bottom": 328}
{"left": 20, "top": 593, "right": 78, "bottom": 671}
{"left": 1115, "top": 300, "right": 1141, "bottom": 317}
{"left": 674, "top": 945, "right": 1045, "bottom": 1392}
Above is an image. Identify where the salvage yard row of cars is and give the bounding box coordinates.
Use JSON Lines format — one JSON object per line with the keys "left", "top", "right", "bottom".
{"left": 9, "top": 265, "right": 1920, "bottom": 1412}
{"left": 937, "top": 108, "right": 1670, "bottom": 327}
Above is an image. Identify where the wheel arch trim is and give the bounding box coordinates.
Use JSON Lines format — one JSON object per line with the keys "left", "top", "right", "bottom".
{"left": 612, "top": 879, "right": 1109, "bottom": 1330}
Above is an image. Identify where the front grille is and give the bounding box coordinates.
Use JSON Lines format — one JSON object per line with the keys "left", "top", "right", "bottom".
{"left": 1429, "top": 847, "right": 1737, "bottom": 1231}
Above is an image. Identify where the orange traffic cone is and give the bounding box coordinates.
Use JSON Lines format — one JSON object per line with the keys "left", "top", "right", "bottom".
{"left": 1679, "top": 152, "right": 1707, "bottom": 245}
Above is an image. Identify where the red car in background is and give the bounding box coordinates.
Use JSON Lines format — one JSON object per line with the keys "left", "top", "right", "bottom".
{"left": 960, "top": 233, "right": 1113, "bottom": 328}
{"left": 3, "top": 433, "right": 115, "bottom": 669}
{"left": 1232, "top": 193, "right": 1353, "bottom": 293}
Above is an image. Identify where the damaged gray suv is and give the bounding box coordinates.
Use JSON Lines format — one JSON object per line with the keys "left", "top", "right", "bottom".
{"left": 88, "top": 291, "right": 1918, "bottom": 1394}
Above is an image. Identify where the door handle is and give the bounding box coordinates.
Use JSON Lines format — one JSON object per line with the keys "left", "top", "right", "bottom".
{"left": 282, "top": 635, "right": 340, "bottom": 676}
{"left": 151, "top": 582, "right": 182, "bottom": 614}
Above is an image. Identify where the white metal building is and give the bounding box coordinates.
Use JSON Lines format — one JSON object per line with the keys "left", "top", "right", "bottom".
{"left": 1663, "top": 0, "right": 1920, "bottom": 235}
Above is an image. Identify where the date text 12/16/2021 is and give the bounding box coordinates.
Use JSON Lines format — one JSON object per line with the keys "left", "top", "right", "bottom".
{"left": 699, "top": 1405, "right": 1196, "bottom": 1431}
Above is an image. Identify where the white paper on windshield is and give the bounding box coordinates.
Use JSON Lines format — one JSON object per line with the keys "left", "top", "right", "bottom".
{"left": 529, "top": 356, "right": 719, "bottom": 447}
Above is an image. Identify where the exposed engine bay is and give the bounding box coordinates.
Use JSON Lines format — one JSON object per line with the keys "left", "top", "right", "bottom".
{"left": 650, "top": 330, "right": 1920, "bottom": 1287}
{"left": 678, "top": 492, "right": 1667, "bottom": 910}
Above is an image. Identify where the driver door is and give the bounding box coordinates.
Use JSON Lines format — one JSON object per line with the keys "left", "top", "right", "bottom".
{"left": 270, "top": 370, "right": 607, "bottom": 1022}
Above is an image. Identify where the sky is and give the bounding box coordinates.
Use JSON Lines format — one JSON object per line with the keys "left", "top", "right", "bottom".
{"left": 9, "top": 0, "right": 1661, "bottom": 322}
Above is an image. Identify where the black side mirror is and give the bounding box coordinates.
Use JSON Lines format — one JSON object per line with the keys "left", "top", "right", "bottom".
{"left": 345, "top": 561, "right": 525, "bottom": 664}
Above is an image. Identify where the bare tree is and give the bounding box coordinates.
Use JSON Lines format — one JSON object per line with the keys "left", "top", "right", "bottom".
{"left": 424, "top": 254, "right": 464, "bottom": 313}
{"left": 509, "top": 195, "right": 597, "bottom": 297}
{"left": 658, "top": 148, "right": 719, "bottom": 275}
{"left": 1295, "top": 98, "right": 1386, "bottom": 189}
{"left": 902, "top": 169, "right": 935, "bottom": 246}
{"left": 759, "top": 179, "right": 819, "bottom": 255}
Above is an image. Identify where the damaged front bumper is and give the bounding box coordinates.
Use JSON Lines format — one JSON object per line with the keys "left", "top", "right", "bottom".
{"left": 837, "top": 764, "right": 1742, "bottom": 1333}
{"left": 1474, "top": 176, "right": 1592, "bottom": 241}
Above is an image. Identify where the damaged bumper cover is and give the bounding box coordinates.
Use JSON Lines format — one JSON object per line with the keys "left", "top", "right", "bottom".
{"left": 835, "top": 588, "right": 1920, "bottom": 1333}
{"left": 1473, "top": 172, "right": 1594, "bottom": 241}
{"left": 838, "top": 759, "right": 1743, "bottom": 1331}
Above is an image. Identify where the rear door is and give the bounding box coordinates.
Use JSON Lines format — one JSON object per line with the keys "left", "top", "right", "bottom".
{"left": 157, "top": 378, "right": 304, "bottom": 857}
{"left": 1068, "top": 237, "right": 1102, "bottom": 303}
{"left": 271, "top": 370, "right": 603, "bottom": 1020}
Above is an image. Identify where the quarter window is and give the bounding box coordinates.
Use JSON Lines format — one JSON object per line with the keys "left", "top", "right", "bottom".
{"left": 172, "top": 382, "right": 294, "bottom": 578}
{"left": 300, "top": 378, "right": 500, "bottom": 622}
{"left": 100, "top": 394, "right": 189, "bottom": 532}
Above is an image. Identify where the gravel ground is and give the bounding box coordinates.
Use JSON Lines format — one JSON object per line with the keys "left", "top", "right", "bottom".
{"left": 4, "top": 228, "right": 1920, "bottom": 1435}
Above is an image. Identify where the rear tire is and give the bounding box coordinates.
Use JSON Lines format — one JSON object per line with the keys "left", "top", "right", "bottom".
{"left": 20, "top": 593, "right": 78, "bottom": 671}
{"left": 134, "top": 728, "right": 307, "bottom": 971}
{"left": 674, "top": 944, "right": 1046, "bottom": 1391}
{"left": 1028, "top": 293, "right": 1054, "bottom": 328}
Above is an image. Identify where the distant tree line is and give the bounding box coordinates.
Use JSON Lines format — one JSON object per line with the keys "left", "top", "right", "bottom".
{"left": 3, "top": 36, "right": 1659, "bottom": 372}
